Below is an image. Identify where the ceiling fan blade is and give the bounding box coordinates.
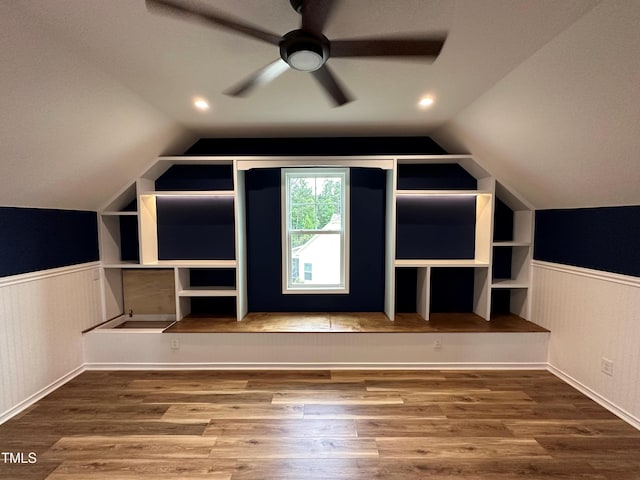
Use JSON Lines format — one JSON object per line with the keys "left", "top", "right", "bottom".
{"left": 225, "top": 59, "right": 290, "bottom": 97}
{"left": 311, "top": 64, "right": 353, "bottom": 106}
{"left": 146, "top": 0, "right": 281, "bottom": 45}
{"left": 300, "top": 0, "right": 335, "bottom": 35}
{"left": 330, "top": 36, "right": 446, "bottom": 59}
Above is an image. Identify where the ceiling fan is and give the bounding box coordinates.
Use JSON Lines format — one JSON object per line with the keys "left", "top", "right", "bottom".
{"left": 146, "top": 0, "right": 447, "bottom": 106}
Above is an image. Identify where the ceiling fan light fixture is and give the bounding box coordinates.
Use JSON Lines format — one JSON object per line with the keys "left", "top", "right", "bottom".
{"left": 288, "top": 49, "right": 324, "bottom": 71}
{"left": 280, "top": 30, "right": 329, "bottom": 72}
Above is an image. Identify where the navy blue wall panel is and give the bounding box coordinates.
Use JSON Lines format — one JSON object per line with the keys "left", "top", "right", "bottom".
{"left": 396, "top": 164, "right": 477, "bottom": 190}
{"left": 395, "top": 196, "right": 476, "bottom": 259}
{"left": 0, "top": 207, "right": 99, "bottom": 277}
{"left": 185, "top": 136, "right": 447, "bottom": 156}
{"left": 245, "top": 167, "right": 386, "bottom": 312}
{"left": 534, "top": 206, "right": 640, "bottom": 277}
{"left": 119, "top": 216, "right": 139, "bottom": 262}
{"left": 493, "top": 198, "right": 514, "bottom": 242}
{"left": 155, "top": 164, "right": 234, "bottom": 191}
{"left": 395, "top": 268, "right": 418, "bottom": 313}
{"left": 156, "top": 196, "right": 235, "bottom": 260}
{"left": 492, "top": 247, "right": 513, "bottom": 280}
{"left": 430, "top": 268, "right": 475, "bottom": 313}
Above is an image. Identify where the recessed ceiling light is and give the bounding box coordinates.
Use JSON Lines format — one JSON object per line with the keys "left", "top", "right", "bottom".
{"left": 193, "top": 97, "right": 210, "bottom": 111}
{"left": 418, "top": 96, "right": 434, "bottom": 109}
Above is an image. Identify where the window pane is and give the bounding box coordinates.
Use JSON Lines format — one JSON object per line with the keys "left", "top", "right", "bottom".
{"left": 315, "top": 178, "right": 342, "bottom": 230}
{"left": 290, "top": 204, "right": 316, "bottom": 230}
{"left": 291, "top": 258, "right": 299, "bottom": 283}
{"left": 290, "top": 232, "right": 342, "bottom": 286}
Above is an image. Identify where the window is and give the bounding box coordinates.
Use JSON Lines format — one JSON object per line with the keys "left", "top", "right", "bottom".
{"left": 303, "top": 263, "right": 312, "bottom": 281}
{"left": 282, "top": 168, "right": 349, "bottom": 293}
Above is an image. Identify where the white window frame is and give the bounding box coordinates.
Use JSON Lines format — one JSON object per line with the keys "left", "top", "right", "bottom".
{"left": 282, "top": 168, "right": 350, "bottom": 294}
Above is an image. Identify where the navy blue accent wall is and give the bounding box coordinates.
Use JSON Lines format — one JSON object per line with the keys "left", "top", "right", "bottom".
{"left": 491, "top": 290, "right": 512, "bottom": 314}
{"left": 245, "top": 167, "right": 386, "bottom": 312}
{"left": 185, "top": 136, "right": 447, "bottom": 156}
{"left": 395, "top": 268, "right": 418, "bottom": 313}
{"left": 190, "top": 296, "right": 236, "bottom": 316}
{"left": 534, "top": 206, "right": 640, "bottom": 278}
{"left": 190, "top": 268, "right": 236, "bottom": 288}
{"left": 0, "top": 207, "right": 98, "bottom": 277}
{"left": 396, "top": 164, "right": 477, "bottom": 190}
{"left": 430, "top": 268, "right": 475, "bottom": 313}
{"left": 155, "top": 165, "right": 234, "bottom": 191}
{"left": 493, "top": 198, "right": 514, "bottom": 242}
{"left": 395, "top": 196, "right": 476, "bottom": 259}
{"left": 119, "top": 216, "right": 139, "bottom": 262}
{"left": 156, "top": 196, "right": 235, "bottom": 260}
{"left": 491, "top": 247, "right": 512, "bottom": 280}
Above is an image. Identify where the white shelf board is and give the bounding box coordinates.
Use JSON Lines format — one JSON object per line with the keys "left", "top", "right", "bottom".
{"left": 395, "top": 155, "right": 474, "bottom": 164}
{"left": 101, "top": 211, "right": 138, "bottom": 216}
{"left": 491, "top": 279, "right": 529, "bottom": 289}
{"left": 394, "top": 259, "right": 490, "bottom": 268}
{"left": 493, "top": 241, "right": 531, "bottom": 247}
{"left": 140, "top": 190, "right": 235, "bottom": 197}
{"left": 146, "top": 260, "right": 237, "bottom": 268}
{"left": 395, "top": 190, "right": 491, "bottom": 196}
{"left": 178, "top": 286, "right": 237, "bottom": 297}
{"left": 102, "top": 262, "right": 161, "bottom": 269}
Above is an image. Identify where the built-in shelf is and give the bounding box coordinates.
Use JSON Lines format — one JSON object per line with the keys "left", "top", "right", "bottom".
{"left": 395, "top": 190, "right": 491, "bottom": 196}
{"left": 178, "top": 286, "right": 237, "bottom": 297}
{"left": 492, "top": 241, "right": 530, "bottom": 247}
{"left": 140, "top": 190, "right": 234, "bottom": 197}
{"left": 491, "top": 279, "right": 529, "bottom": 288}
{"left": 146, "top": 260, "right": 238, "bottom": 268}
{"left": 101, "top": 211, "right": 138, "bottom": 216}
{"left": 395, "top": 259, "right": 490, "bottom": 268}
{"left": 98, "top": 155, "right": 532, "bottom": 326}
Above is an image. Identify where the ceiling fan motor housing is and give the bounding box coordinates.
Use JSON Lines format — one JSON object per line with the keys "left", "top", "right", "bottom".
{"left": 280, "top": 30, "right": 330, "bottom": 71}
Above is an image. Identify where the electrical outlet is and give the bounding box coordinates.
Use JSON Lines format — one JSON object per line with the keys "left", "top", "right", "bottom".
{"left": 434, "top": 339, "right": 442, "bottom": 351}
{"left": 170, "top": 339, "right": 180, "bottom": 350}
{"left": 601, "top": 357, "right": 613, "bottom": 376}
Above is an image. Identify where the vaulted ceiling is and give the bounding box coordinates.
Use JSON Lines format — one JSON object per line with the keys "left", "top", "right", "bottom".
{"left": 2, "top": 0, "right": 638, "bottom": 210}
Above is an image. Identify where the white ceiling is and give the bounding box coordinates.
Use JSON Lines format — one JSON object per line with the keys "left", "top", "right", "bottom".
{"left": 2, "top": 0, "right": 639, "bottom": 210}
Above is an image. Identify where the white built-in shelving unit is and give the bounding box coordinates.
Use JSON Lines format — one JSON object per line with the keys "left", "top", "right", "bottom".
{"left": 98, "top": 154, "right": 533, "bottom": 324}
{"left": 98, "top": 157, "right": 247, "bottom": 322}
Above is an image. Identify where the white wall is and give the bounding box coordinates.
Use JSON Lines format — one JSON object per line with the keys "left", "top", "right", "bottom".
{"left": 84, "top": 329, "right": 548, "bottom": 370}
{"left": 433, "top": 0, "right": 640, "bottom": 209}
{"left": 0, "top": 263, "right": 103, "bottom": 422}
{"left": 0, "top": 2, "right": 194, "bottom": 211}
{"left": 531, "top": 261, "right": 640, "bottom": 427}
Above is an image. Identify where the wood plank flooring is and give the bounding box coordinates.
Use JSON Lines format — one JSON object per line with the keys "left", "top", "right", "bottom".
{"left": 164, "top": 312, "right": 549, "bottom": 333}
{"left": 1, "top": 370, "right": 638, "bottom": 479}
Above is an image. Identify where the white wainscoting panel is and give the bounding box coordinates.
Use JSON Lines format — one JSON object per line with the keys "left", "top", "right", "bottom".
{"left": 532, "top": 261, "right": 640, "bottom": 426}
{"left": 0, "top": 263, "right": 102, "bottom": 422}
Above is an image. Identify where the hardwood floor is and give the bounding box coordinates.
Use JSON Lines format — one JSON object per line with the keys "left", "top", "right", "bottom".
{"left": 1, "top": 370, "right": 638, "bottom": 479}
{"left": 164, "top": 312, "right": 549, "bottom": 333}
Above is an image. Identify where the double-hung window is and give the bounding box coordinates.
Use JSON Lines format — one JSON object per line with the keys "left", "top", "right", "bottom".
{"left": 282, "top": 168, "right": 349, "bottom": 293}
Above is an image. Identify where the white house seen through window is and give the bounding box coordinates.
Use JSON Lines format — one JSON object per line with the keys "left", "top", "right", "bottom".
{"left": 282, "top": 168, "right": 349, "bottom": 293}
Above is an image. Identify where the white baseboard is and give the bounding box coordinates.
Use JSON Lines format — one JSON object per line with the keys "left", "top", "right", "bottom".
{"left": 0, "top": 365, "right": 86, "bottom": 425}
{"left": 85, "top": 361, "right": 548, "bottom": 371}
{"left": 547, "top": 364, "right": 640, "bottom": 431}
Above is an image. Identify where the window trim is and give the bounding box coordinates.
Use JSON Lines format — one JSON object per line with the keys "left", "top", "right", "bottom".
{"left": 281, "top": 167, "right": 350, "bottom": 294}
